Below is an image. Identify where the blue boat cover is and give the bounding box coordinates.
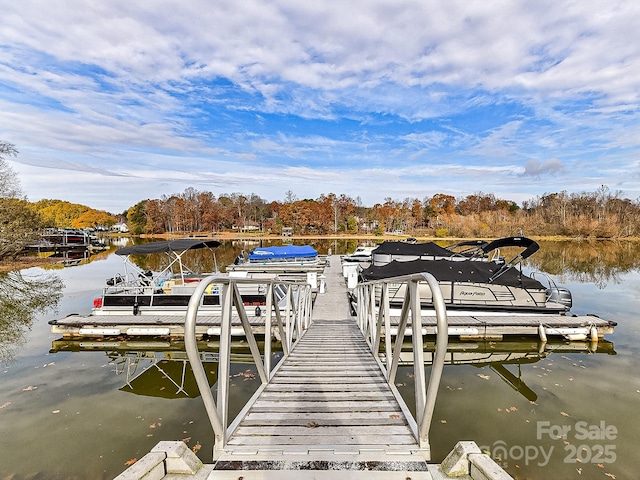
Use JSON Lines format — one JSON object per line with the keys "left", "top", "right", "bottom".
{"left": 248, "top": 245, "right": 318, "bottom": 261}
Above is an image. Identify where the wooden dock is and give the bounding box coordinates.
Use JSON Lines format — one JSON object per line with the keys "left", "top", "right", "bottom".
{"left": 203, "top": 256, "right": 428, "bottom": 473}
{"left": 212, "top": 318, "right": 431, "bottom": 474}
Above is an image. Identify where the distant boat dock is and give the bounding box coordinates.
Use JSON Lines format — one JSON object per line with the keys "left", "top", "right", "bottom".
{"left": 24, "top": 228, "right": 106, "bottom": 253}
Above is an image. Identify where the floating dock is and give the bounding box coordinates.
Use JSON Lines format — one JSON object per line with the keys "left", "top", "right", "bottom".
{"left": 50, "top": 256, "right": 616, "bottom": 342}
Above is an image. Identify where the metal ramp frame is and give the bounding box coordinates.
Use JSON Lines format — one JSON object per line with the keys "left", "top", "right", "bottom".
{"left": 180, "top": 261, "right": 449, "bottom": 476}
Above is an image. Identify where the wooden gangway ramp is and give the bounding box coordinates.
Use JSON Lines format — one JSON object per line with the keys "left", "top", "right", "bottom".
{"left": 211, "top": 256, "right": 432, "bottom": 477}
{"left": 116, "top": 257, "right": 515, "bottom": 479}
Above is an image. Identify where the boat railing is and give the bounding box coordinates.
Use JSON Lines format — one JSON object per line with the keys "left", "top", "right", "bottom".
{"left": 354, "top": 272, "right": 448, "bottom": 455}
{"left": 183, "top": 275, "right": 314, "bottom": 456}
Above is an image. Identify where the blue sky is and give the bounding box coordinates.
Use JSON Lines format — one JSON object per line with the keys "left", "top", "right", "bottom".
{"left": 1, "top": 0, "right": 639, "bottom": 213}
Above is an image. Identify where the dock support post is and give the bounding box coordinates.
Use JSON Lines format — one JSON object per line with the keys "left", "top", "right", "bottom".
{"left": 538, "top": 324, "right": 547, "bottom": 342}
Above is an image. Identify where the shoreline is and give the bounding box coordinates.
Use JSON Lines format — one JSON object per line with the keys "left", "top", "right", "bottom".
{"left": 3, "top": 233, "right": 639, "bottom": 273}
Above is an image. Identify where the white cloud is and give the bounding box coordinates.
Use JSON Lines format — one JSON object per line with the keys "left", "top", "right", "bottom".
{"left": 522, "top": 158, "right": 564, "bottom": 177}
{"left": 0, "top": 0, "right": 639, "bottom": 212}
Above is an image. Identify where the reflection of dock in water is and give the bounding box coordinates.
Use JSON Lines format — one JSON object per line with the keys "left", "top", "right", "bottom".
{"left": 392, "top": 338, "right": 615, "bottom": 403}
{"left": 51, "top": 336, "right": 614, "bottom": 405}
{"left": 50, "top": 339, "right": 264, "bottom": 399}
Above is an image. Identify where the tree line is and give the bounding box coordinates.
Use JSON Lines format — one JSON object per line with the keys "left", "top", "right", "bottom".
{"left": 123, "top": 185, "right": 640, "bottom": 240}
{"left": 3, "top": 140, "right": 640, "bottom": 261}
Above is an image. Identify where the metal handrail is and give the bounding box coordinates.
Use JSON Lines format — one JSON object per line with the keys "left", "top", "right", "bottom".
{"left": 183, "top": 275, "right": 313, "bottom": 457}
{"left": 355, "top": 272, "right": 448, "bottom": 453}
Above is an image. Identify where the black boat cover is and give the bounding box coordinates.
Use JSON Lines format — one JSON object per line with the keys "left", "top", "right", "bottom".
{"left": 372, "top": 241, "right": 454, "bottom": 257}
{"left": 481, "top": 236, "right": 539, "bottom": 260}
{"left": 116, "top": 239, "right": 221, "bottom": 256}
{"left": 360, "top": 258, "right": 546, "bottom": 289}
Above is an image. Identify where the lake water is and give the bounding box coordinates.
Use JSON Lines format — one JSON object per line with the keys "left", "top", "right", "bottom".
{"left": 0, "top": 239, "right": 638, "bottom": 479}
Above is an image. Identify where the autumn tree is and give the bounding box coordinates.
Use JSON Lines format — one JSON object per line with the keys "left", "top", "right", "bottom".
{"left": 428, "top": 193, "right": 456, "bottom": 217}
{"left": 143, "top": 199, "right": 164, "bottom": 234}
{"left": 34, "top": 200, "right": 90, "bottom": 228}
{"left": 71, "top": 209, "right": 116, "bottom": 229}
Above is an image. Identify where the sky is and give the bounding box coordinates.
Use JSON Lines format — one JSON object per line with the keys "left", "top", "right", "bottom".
{"left": 1, "top": 0, "right": 640, "bottom": 213}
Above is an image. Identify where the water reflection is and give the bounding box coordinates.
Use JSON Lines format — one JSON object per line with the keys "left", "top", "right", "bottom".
{"left": 50, "top": 339, "right": 276, "bottom": 405}
{"left": 526, "top": 240, "right": 640, "bottom": 288}
{"left": 42, "top": 247, "right": 114, "bottom": 267}
{"left": 393, "top": 338, "right": 615, "bottom": 406}
{"left": 0, "top": 270, "right": 63, "bottom": 363}
{"left": 50, "top": 336, "right": 615, "bottom": 408}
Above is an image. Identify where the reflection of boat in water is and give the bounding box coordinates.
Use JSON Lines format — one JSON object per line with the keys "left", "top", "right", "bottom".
{"left": 357, "top": 236, "right": 574, "bottom": 315}
{"left": 50, "top": 336, "right": 614, "bottom": 404}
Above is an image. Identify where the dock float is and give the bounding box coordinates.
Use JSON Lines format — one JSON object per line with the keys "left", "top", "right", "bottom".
{"left": 50, "top": 255, "right": 615, "bottom": 342}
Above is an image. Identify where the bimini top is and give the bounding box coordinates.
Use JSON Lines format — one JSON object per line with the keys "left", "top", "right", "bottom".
{"left": 116, "top": 239, "right": 221, "bottom": 256}
{"left": 360, "top": 258, "right": 546, "bottom": 289}
{"left": 248, "top": 245, "right": 318, "bottom": 261}
{"left": 372, "top": 241, "right": 454, "bottom": 257}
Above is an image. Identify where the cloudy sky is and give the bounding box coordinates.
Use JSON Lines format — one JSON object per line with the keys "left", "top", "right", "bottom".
{"left": 1, "top": 0, "right": 639, "bottom": 213}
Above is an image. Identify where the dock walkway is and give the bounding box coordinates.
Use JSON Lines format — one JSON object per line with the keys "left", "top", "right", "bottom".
{"left": 211, "top": 256, "right": 427, "bottom": 473}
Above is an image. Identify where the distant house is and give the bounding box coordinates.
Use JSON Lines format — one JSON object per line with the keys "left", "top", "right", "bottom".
{"left": 282, "top": 227, "right": 293, "bottom": 237}
{"left": 112, "top": 222, "right": 129, "bottom": 233}
{"left": 240, "top": 224, "right": 260, "bottom": 233}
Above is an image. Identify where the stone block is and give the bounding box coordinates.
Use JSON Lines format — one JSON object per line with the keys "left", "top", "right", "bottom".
{"left": 440, "top": 441, "right": 482, "bottom": 477}
{"left": 151, "top": 441, "right": 203, "bottom": 474}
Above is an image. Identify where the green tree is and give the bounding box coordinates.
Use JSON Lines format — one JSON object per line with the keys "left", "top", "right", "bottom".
{"left": 0, "top": 198, "right": 43, "bottom": 258}
{"left": 126, "top": 200, "right": 148, "bottom": 235}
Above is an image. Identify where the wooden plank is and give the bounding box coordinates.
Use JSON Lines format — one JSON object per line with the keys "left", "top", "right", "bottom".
{"left": 272, "top": 369, "right": 384, "bottom": 377}
{"left": 269, "top": 376, "right": 386, "bottom": 384}
{"left": 264, "top": 384, "right": 390, "bottom": 392}
{"left": 243, "top": 411, "right": 404, "bottom": 421}
{"left": 248, "top": 405, "right": 402, "bottom": 413}
{"left": 233, "top": 426, "right": 413, "bottom": 436}
{"left": 258, "top": 392, "right": 396, "bottom": 401}
{"left": 227, "top": 434, "right": 418, "bottom": 446}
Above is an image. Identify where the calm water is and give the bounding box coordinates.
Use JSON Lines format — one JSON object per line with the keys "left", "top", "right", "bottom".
{"left": 0, "top": 239, "right": 638, "bottom": 479}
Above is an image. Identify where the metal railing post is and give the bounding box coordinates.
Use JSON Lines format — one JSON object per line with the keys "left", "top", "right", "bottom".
{"left": 410, "top": 278, "right": 427, "bottom": 428}
{"left": 418, "top": 272, "right": 448, "bottom": 449}
{"left": 184, "top": 275, "right": 226, "bottom": 450}
{"left": 216, "top": 282, "right": 233, "bottom": 437}
{"left": 354, "top": 272, "right": 448, "bottom": 453}
{"left": 264, "top": 283, "right": 273, "bottom": 378}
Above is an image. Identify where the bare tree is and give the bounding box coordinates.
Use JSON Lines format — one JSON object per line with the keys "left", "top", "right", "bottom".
{"left": 0, "top": 142, "right": 22, "bottom": 199}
